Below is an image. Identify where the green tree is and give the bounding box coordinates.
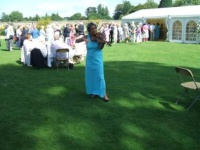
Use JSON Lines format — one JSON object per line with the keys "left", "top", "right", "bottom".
{"left": 1, "top": 12, "right": 10, "bottom": 22}
{"left": 97, "top": 4, "right": 110, "bottom": 19}
{"left": 122, "top": 0, "right": 132, "bottom": 15}
{"left": 97, "top": 4, "right": 104, "bottom": 16}
{"left": 85, "top": 7, "right": 97, "bottom": 18}
{"left": 130, "top": 4, "right": 145, "bottom": 13}
{"left": 88, "top": 12, "right": 102, "bottom": 20}
{"left": 51, "top": 13, "right": 62, "bottom": 21}
{"left": 173, "top": 0, "right": 200, "bottom": 6}
{"left": 69, "top": 13, "right": 86, "bottom": 20}
{"left": 130, "top": 0, "right": 158, "bottom": 13}
{"left": 143, "top": 0, "right": 159, "bottom": 8}
{"left": 28, "top": 16, "right": 33, "bottom": 21}
{"left": 9, "top": 11, "right": 23, "bottom": 22}
{"left": 113, "top": 1, "right": 132, "bottom": 20}
{"left": 23, "top": 17, "right": 29, "bottom": 21}
{"left": 113, "top": 4, "right": 123, "bottom": 20}
{"left": 35, "top": 14, "right": 40, "bottom": 21}
{"left": 158, "top": 0, "right": 172, "bottom": 8}
{"left": 32, "top": 14, "right": 40, "bottom": 21}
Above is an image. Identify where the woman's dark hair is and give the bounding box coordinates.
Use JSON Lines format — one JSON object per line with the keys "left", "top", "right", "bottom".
{"left": 87, "top": 22, "right": 97, "bottom": 32}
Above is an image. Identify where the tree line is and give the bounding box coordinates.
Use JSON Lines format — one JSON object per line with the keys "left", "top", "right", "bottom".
{"left": 1, "top": 0, "right": 200, "bottom": 22}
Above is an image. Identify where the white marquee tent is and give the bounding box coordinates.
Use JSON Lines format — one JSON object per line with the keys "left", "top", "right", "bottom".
{"left": 122, "top": 5, "right": 200, "bottom": 43}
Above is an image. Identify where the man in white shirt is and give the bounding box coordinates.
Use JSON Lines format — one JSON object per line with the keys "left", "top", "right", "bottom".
{"left": 5, "top": 23, "right": 14, "bottom": 51}
{"left": 117, "top": 24, "right": 123, "bottom": 42}
{"left": 130, "top": 21, "right": 136, "bottom": 43}
{"left": 149, "top": 23, "right": 155, "bottom": 41}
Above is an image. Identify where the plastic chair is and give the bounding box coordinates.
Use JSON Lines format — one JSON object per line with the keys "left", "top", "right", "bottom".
{"left": 175, "top": 67, "right": 200, "bottom": 110}
{"left": 55, "top": 48, "right": 69, "bottom": 70}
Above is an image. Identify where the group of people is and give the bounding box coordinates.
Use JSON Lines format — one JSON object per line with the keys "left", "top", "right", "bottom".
{"left": 90, "top": 21, "right": 164, "bottom": 46}
{"left": 20, "top": 23, "right": 87, "bottom": 67}
{"left": 98, "top": 23, "right": 123, "bottom": 44}
{"left": 123, "top": 21, "right": 163, "bottom": 44}
{"left": 4, "top": 22, "right": 86, "bottom": 50}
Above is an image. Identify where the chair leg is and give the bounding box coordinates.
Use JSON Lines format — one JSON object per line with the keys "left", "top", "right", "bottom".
{"left": 176, "top": 90, "right": 187, "bottom": 104}
{"left": 64, "top": 60, "right": 69, "bottom": 70}
{"left": 67, "top": 59, "right": 69, "bottom": 70}
{"left": 56, "top": 61, "right": 59, "bottom": 71}
{"left": 187, "top": 95, "right": 200, "bottom": 110}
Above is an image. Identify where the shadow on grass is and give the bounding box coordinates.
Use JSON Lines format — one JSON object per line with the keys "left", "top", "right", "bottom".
{"left": 159, "top": 102, "right": 177, "bottom": 111}
{"left": 1, "top": 49, "right": 9, "bottom": 51}
{"left": 0, "top": 60, "right": 200, "bottom": 150}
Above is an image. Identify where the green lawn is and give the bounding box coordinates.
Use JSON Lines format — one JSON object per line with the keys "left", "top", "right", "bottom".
{"left": 0, "top": 39, "right": 200, "bottom": 150}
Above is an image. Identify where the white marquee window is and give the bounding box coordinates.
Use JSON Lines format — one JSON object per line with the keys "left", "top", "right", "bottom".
{"left": 172, "top": 21, "right": 182, "bottom": 40}
{"left": 186, "top": 20, "right": 197, "bottom": 41}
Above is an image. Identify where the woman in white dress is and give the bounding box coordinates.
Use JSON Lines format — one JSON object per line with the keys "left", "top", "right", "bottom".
{"left": 16, "top": 25, "right": 22, "bottom": 49}
{"left": 123, "top": 23, "right": 129, "bottom": 43}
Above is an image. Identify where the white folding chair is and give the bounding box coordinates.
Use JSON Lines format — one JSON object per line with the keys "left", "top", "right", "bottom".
{"left": 55, "top": 48, "right": 69, "bottom": 70}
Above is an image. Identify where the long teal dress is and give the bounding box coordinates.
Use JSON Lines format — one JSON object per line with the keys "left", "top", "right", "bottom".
{"left": 154, "top": 25, "right": 160, "bottom": 40}
{"left": 85, "top": 35, "right": 106, "bottom": 98}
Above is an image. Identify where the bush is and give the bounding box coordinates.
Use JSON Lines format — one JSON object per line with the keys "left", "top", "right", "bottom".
{"left": 36, "top": 17, "right": 52, "bottom": 29}
{"left": 0, "top": 25, "right": 5, "bottom": 36}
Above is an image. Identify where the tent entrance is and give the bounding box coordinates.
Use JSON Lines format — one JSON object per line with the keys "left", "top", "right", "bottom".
{"left": 146, "top": 18, "right": 167, "bottom": 40}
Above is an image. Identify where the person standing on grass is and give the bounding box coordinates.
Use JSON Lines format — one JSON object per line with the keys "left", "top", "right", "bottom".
{"left": 78, "top": 22, "right": 85, "bottom": 36}
{"left": 31, "top": 25, "right": 40, "bottom": 41}
{"left": 123, "top": 23, "right": 130, "bottom": 43}
{"left": 20, "top": 26, "right": 28, "bottom": 48}
{"left": 117, "top": 24, "right": 123, "bottom": 43}
{"left": 154, "top": 23, "right": 160, "bottom": 41}
{"left": 130, "top": 21, "right": 136, "bottom": 43}
{"left": 149, "top": 23, "right": 155, "bottom": 41}
{"left": 113, "top": 24, "right": 118, "bottom": 44}
{"left": 142, "top": 23, "right": 149, "bottom": 42}
{"left": 75, "top": 22, "right": 109, "bottom": 102}
{"left": 5, "top": 23, "right": 14, "bottom": 51}
{"left": 16, "top": 25, "right": 22, "bottom": 49}
{"left": 136, "top": 25, "right": 142, "bottom": 44}
{"left": 63, "top": 24, "right": 70, "bottom": 44}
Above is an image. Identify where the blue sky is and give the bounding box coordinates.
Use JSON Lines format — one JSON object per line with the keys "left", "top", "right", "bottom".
{"left": 0, "top": 0, "right": 161, "bottom": 17}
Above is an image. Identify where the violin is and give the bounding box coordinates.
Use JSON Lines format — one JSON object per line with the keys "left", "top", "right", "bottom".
{"left": 91, "top": 32, "right": 111, "bottom": 49}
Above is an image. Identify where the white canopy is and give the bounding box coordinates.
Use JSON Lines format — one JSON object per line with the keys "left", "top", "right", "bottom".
{"left": 122, "top": 5, "right": 200, "bottom": 19}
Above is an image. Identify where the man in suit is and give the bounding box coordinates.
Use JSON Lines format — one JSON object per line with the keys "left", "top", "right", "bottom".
{"left": 63, "top": 24, "right": 70, "bottom": 45}
{"left": 78, "top": 22, "right": 84, "bottom": 36}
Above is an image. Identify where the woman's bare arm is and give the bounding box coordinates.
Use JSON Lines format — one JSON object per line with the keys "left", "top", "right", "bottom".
{"left": 75, "top": 35, "right": 88, "bottom": 43}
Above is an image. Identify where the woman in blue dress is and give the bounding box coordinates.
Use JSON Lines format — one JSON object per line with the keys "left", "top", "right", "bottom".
{"left": 154, "top": 23, "right": 160, "bottom": 40}
{"left": 75, "top": 22, "right": 109, "bottom": 102}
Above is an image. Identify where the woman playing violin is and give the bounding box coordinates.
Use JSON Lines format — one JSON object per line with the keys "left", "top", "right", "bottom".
{"left": 76, "top": 22, "right": 110, "bottom": 102}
